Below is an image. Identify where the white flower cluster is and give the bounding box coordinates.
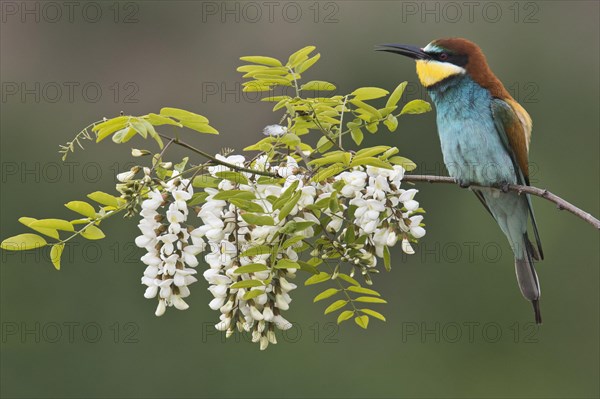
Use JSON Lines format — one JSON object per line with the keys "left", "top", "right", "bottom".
{"left": 334, "top": 165, "right": 426, "bottom": 259}
{"left": 135, "top": 172, "right": 204, "bottom": 316}
{"left": 132, "top": 152, "right": 426, "bottom": 349}
{"left": 197, "top": 154, "right": 311, "bottom": 350}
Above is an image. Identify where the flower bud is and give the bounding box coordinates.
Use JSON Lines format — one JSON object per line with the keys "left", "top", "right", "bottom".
{"left": 131, "top": 148, "right": 151, "bottom": 157}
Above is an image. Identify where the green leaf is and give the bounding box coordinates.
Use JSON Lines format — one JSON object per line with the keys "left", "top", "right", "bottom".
{"left": 245, "top": 67, "right": 289, "bottom": 77}
{"left": 241, "top": 213, "right": 274, "bottom": 226}
{"left": 324, "top": 299, "right": 347, "bottom": 315}
{"left": 242, "top": 289, "right": 264, "bottom": 301}
{"left": 350, "top": 99, "right": 382, "bottom": 119}
{"left": 297, "top": 53, "right": 321, "bottom": 73}
{"left": 1, "top": 233, "right": 47, "bottom": 251}
{"left": 192, "top": 175, "right": 220, "bottom": 188}
{"left": 365, "top": 121, "right": 379, "bottom": 134}
{"left": 181, "top": 121, "right": 219, "bottom": 134}
{"left": 188, "top": 192, "right": 208, "bottom": 206}
{"left": 261, "top": 95, "right": 290, "bottom": 102}
{"left": 354, "top": 146, "right": 390, "bottom": 159}
{"left": 112, "top": 127, "right": 135, "bottom": 143}
{"left": 242, "top": 83, "right": 273, "bottom": 92}
{"left": 282, "top": 236, "right": 304, "bottom": 249}
{"left": 18, "top": 217, "right": 59, "bottom": 239}
{"left": 297, "top": 260, "right": 319, "bottom": 275}
{"left": 347, "top": 286, "right": 381, "bottom": 297}
{"left": 93, "top": 116, "right": 128, "bottom": 142}
{"left": 337, "top": 273, "right": 360, "bottom": 286}
{"left": 287, "top": 45, "right": 316, "bottom": 68}
{"left": 148, "top": 127, "right": 164, "bottom": 149}
{"left": 229, "top": 199, "right": 264, "bottom": 213}
{"left": 354, "top": 296, "right": 387, "bottom": 304}
{"left": 50, "top": 243, "right": 64, "bottom": 270}
{"left": 351, "top": 87, "right": 389, "bottom": 100}
{"left": 355, "top": 315, "right": 369, "bottom": 329}
{"left": 308, "top": 257, "right": 323, "bottom": 267}
{"left": 237, "top": 64, "right": 269, "bottom": 73}
{"left": 239, "top": 56, "right": 282, "bottom": 67}
{"left": 274, "top": 259, "right": 300, "bottom": 270}
{"left": 273, "top": 180, "right": 299, "bottom": 210}
{"left": 159, "top": 107, "right": 209, "bottom": 123}
{"left": 388, "top": 156, "right": 417, "bottom": 171}
{"left": 400, "top": 99, "right": 432, "bottom": 115}
{"left": 80, "top": 225, "right": 105, "bottom": 240}
{"left": 380, "top": 147, "right": 400, "bottom": 160}
{"left": 308, "top": 152, "right": 350, "bottom": 167}
{"left": 230, "top": 279, "right": 264, "bottom": 289}
{"left": 92, "top": 115, "right": 128, "bottom": 133}
{"left": 130, "top": 119, "right": 148, "bottom": 138}
{"left": 289, "top": 221, "right": 314, "bottom": 233}
{"left": 234, "top": 263, "right": 269, "bottom": 274}
{"left": 65, "top": 201, "right": 96, "bottom": 218}
{"left": 383, "top": 114, "right": 398, "bottom": 132}
{"left": 349, "top": 157, "right": 393, "bottom": 169}
{"left": 244, "top": 137, "right": 273, "bottom": 153}
{"left": 215, "top": 171, "right": 249, "bottom": 185}
{"left": 379, "top": 106, "right": 398, "bottom": 118}
{"left": 300, "top": 81, "right": 336, "bottom": 91}
{"left": 145, "top": 113, "right": 183, "bottom": 127}
{"left": 350, "top": 125, "right": 364, "bottom": 145}
{"left": 313, "top": 288, "right": 340, "bottom": 302}
{"left": 277, "top": 190, "right": 302, "bottom": 221}
{"left": 386, "top": 81, "right": 408, "bottom": 108}
{"left": 251, "top": 75, "right": 292, "bottom": 85}
{"left": 305, "top": 272, "right": 330, "bottom": 285}
{"left": 173, "top": 157, "right": 189, "bottom": 174}
{"left": 212, "top": 190, "right": 256, "bottom": 201}
{"left": 87, "top": 191, "right": 122, "bottom": 207}
{"left": 240, "top": 245, "right": 271, "bottom": 258}
{"left": 337, "top": 310, "right": 354, "bottom": 324}
{"left": 360, "top": 308, "right": 386, "bottom": 322}
{"left": 316, "top": 135, "right": 333, "bottom": 153}
{"left": 312, "top": 163, "right": 345, "bottom": 183}
{"left": 29, "top": 219, "right": 74, "bottom": 232}
{"left": 279, "top": 133, "right": 301, "bottom": 147}
{"left": 383, "top": 245, "right": 391, "bottom": 271}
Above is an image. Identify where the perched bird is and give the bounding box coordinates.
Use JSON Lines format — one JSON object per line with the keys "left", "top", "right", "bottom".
{"left": 377, "top": 38, "right": 544, "bottom": 323}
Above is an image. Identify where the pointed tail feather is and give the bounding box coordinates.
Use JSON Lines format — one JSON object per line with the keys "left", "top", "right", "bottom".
{"left": 515, "top": 234, "right": 542, "bottom": 324}
{"left": 532, "top": 300, "right": 542, "bottom": 324}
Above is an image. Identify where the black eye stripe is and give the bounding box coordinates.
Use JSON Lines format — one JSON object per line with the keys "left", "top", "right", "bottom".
{"left": 428, "top": 52, "right": 469, "bottom": 67}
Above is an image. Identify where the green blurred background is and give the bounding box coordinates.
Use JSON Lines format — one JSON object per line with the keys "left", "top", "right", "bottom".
{"left": 1, "top": 1, "right": 598, "bottom": 398}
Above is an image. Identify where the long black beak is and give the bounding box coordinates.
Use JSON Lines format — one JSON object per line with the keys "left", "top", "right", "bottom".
{"left": 375, "top": 44, "right": 430, "bottom": 60}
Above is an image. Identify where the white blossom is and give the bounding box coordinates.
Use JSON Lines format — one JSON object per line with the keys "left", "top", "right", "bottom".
{"left": 136, "top": 173, "right": 201, "bottom": 317}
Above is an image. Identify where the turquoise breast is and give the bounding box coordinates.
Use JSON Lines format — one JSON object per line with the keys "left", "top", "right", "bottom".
{"left": 427, "top": 75, "right": 516, "bottom": 186}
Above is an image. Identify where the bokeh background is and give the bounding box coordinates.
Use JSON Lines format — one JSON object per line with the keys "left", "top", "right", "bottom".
{"left": 1, "top": 1, "right": 598, "bottom": 398}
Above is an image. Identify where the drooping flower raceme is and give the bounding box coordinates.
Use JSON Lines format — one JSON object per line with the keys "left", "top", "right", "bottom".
{"left": 340, "top": 165, "right": 426, "bottom": 258}
{"left": 196, "top": 154, "right": 305, "bottom": 350}
{"left": 136, "top": 171, "right": 204, "bottom": 316}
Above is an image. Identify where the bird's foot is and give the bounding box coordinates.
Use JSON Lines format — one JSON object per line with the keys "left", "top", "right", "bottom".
{"left": 492, "top": 182, "right": 510, "bottom": 193}
{"left": 457, "top": 179, "right": 471, "bottom": 189}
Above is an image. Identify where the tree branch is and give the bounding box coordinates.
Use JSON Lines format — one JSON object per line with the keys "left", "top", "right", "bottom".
{"left": 157, "top": 133, "right": 279, "bottom": 178}
{"left": 403, "top": 174, "right": 600, "bottom": 230}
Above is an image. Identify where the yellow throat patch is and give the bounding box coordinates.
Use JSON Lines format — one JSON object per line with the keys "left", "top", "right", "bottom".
{"left": 415, "top": 60, "right": 466, "bottom": 87}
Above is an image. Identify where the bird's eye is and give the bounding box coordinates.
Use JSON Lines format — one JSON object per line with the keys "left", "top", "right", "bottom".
{"left": 439, "top": 53, "right": 449, "bottom": 61}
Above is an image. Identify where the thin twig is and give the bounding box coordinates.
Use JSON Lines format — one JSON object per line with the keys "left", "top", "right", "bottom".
{"left": 295, "top": 146, "right": 313, "bottom": 172}
{"left": 157, "top": 133, "right": 279, "bottom": 178}
{"left": 402, "top": 174, "right": 600, "bottom": 230}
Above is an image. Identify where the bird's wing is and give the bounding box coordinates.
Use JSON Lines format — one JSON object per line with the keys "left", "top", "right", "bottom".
{"left": 490, "top": 98, "right": 543, "bottom": 260}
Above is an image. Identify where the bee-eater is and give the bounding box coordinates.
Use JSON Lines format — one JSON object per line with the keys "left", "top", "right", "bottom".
{"left": 377, "top": 38, "right": 544, "bottom": 323}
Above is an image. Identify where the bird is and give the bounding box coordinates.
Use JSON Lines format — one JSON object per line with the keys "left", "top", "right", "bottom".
{"left": 377, "top": 38, "right": 544, "bottom": 323}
